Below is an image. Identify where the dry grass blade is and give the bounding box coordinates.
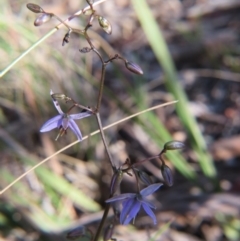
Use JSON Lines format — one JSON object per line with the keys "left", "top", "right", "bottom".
{"left": 0, "top": 101, "right": 177, "bottom": 195}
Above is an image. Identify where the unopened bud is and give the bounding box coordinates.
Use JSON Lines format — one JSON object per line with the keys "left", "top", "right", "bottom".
{"left": 80, "top": 47, "right": 92, "bottom": 53}
{"left": 62, "top": 32, "right": 71, "bottom": 46}
{"left": 161, "top": 164, "right": 173, "bottom": 186}
{"left": 110, "top": 169, "right": 123, "bottom": 195}
{"left": 34, "top": 13, "right": 52, "bottom": 26}
{"left": 163, "top": 141, "right": 185, "bottom": 151}
{"left": 125, "top": 61, "right": 143, "bottom": 75}
{"left": 136, "top": 169, "right": 153, "bottom": 186}
{"left": 83, "top": 9, "right": 94, "bottom": 15}
{"left": 98, "top": 16, "right": 112, "bottom": 34}
{"left": 103, "top": 224, "right": 114, "bottom": 241}
{"left": 27, "top": 3, "right": 44, "bottom": 13}
{"left": 51, "top": 93, "right": 66, "bottom": 100}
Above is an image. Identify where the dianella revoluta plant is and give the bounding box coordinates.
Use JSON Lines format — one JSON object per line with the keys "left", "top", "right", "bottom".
{"left": 2, "top": 1, "right": 185, "bottom": 240}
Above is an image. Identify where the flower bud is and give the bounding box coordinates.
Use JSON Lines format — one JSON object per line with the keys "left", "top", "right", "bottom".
{"left": 110, "top": 169, "right": 123, "bottom": 195}
{"left": 34, "top": 13, "right": 52, "bottom": 26}
{"left": 161, "top": 164, "right": 173, "bottom": 186}
{"left": 163, "top": 141, "right": 184, "bottom": 151}
{"left": 83, "top": 9, "right": 94, "bottom": 15}
{"left": 66, "top": 226, "right": 92, "bottom": 240}
{"left": 27, "top": 3, "right": 44, "bottom": 13}
{"left": 62, "top": 32, "right": 71, "bottom": 46}
{"left": 136, "top": 169, "right": 153, "bottom": 186}
{"left": 125, "top": 61, "right": 144, "bottom": 75}
{"left": 80, "top": 47, "right": 92, "bottom": 53}
{"left": 51, "top": 93, "right": 66, "bottom": 100}
{"left": 98, "top": 16, "right": 112, "bottom": 34}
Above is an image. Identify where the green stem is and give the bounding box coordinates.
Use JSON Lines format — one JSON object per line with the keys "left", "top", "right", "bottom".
{"left": 131, "top": 0, "right": 216, "bottom": 179}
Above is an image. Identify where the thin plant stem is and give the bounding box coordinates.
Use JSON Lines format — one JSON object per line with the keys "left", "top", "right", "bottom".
{"left": 132, "top": 167, "right": 140, "bottom": 192}
{"left": 131, "top": 155, "right": 159, "bottom": 168}
{"left": 93, "top": 48, "right": 106, "bottom": 111}
{"left": 93, "top": 204, "right": 111, "bottom": 241}
{"left": 96, "top": 62, "right": 106, "bottom": 111}
{"left": 82, "top": 32, "right": 106, "bottom": 111}
{"left": 0, "top": 101, "right": 177, "bottom": 195}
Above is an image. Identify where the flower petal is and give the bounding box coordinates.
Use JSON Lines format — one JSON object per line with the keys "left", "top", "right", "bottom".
{"left": 106, "top": 193, "right": 135, "bottom": 203}
{"left": 140, "top": 183, "right": 163, "bottom": 197}
{"left": 139, "top": 199, "right": 155, "bottom": 209}
{"left": 70, "top": 111, "right": 92, "bottom": 120}
{"left": 142, "top": 203, "right": 157, "bottom": 224}
{"left": 62, "top": 117, "right": 69, "bottom": 130}
{"left": 122, "top": 200, "right": 141, "bottom": 225}
{"left": 40, "top": 115, "right": 62, "bottom": 132}
{"left": 120, "top": 198, "right": 135, "bottom": 224}
{"left": 68, "top": 119, "right": 82, "bottom": 140}
{"left": 50, "top": 90, "right": 64, "bottom": 114}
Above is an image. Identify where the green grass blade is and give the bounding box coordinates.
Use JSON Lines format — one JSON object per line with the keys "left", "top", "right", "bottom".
{"left": 131, "top": 0, "right": 216, "bottom": 179}
{"left": 149, "top": 220, "right": 172, "bottom": 241}
{"left": 0, "top": 28, "right": 57, "bottom": 78}
{"left": 21, "top": 157, "right": 101, "bottom": 212}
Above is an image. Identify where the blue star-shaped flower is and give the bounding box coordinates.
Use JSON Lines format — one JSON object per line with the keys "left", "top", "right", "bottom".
{"left": 40, "top": 90, "right": 92, "bottom": 141}
{"left": 106, "top": 183, "right": 162, "bottom": 225}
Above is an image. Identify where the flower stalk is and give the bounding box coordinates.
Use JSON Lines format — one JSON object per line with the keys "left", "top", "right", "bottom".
{"left": 21, "top": 0, "right": 185, "bottom": 240}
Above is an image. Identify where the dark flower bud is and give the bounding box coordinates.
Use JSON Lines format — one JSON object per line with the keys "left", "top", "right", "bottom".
{"left": 80, "top": 47, "right": 92, "bottom": 53}
{"left": 125, "top": 61, "right": 144, "bottom": 75}
{"left": 66, "top": 226, "right": 92, "bottom": 240}
{"left": 136, "top": 169, "right": 153, "bottom": 186}
{"left": 163, "top": 141, "right": 185, "bottom": 151}
{"left": 27, "top": 3, "right": 44, "bottom": 13}
{"left": 103, "top": 224, "right": 114, "bottom": 241}
{"left": 98, "top": 16, "right": 112, "bottom": 34}
{"left": 161, "top": 164, "right": 173, "bottom": 186}
{"left": 110, "top": 169, "right": 123, "bottom": 195}
{"left": 62, "top": 32, "right": 71, "bottom": 46}
{"left": 34, "top": 13, "right": 52, "bottom": 26}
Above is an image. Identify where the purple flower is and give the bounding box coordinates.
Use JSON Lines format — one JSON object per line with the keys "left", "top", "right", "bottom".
{"left": 106, "top": 183, "right": 162, "bottom": 225}
{"left": 40, "top": 90, "right": 92, "bottom": 141}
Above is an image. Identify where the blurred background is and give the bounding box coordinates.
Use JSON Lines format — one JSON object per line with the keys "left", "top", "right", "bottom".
{"left": 1, "top": 0, "right": 240, "bottom": 240}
